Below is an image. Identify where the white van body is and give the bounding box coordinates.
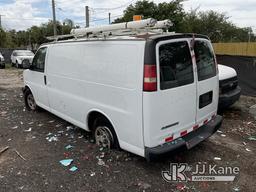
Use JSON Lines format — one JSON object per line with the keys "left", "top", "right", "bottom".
{"left": 23, "top": 33, "right": 222, "bottom": 159}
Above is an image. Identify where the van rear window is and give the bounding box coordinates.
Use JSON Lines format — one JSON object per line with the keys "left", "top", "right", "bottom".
{"left": 194, "top": 40, "right": 217, "bottom": 81}
{"left": 159, "top": 41, "right": 194, "bottom": 90}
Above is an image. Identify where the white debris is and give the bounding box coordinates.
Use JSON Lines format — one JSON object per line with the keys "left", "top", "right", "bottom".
{"left": 233, "top": 186, "right": 240, "bottom": 192}
{"left": 97, "top": 159, "right": 105, "bottom": 166}
{"left": 11, "top": 126, "right": 18, "bottom": 129}
{"left": 24, "top": 128, "right": 32, "bottom": 132}
{"left": 214, "top": 157, "right": 222, "bottom": 161}
{"left": 90, "top": 172, "right": 96, "bottom": 177}
{"left": 46, "top": 136, "right": 58, "bottom": 142}
{"left": 220, "top": 134, "right": 226, "bottom": 137}
{"left": 245, "top": 148, "right": 251, "bottom": 152}
{"left": 66, "top": 126, "right": 74, "bottom": 131}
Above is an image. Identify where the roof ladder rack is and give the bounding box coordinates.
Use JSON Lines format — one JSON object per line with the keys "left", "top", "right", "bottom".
{"left": 46, "top": 18, "right": 173, "bottom": 41}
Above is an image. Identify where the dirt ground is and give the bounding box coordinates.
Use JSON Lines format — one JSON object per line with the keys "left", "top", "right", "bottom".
{"left": 0, "top": 68, "right": 256, "bottom": 192}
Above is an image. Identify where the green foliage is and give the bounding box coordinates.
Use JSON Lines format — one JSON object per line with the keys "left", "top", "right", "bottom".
{"left": 0, "top": 19, "right": 73, "bottom": 49}
{"left": 182, "top": 10, "right": 254, "bottom": 42}
{"left": 114, "top": 0, "right": 255, "bottom": 42}
{"left": 114, "top": 0, "right": 185, "bottom": 32}
{"left": 0, "top": 1, "right": 255, "bottom": 49}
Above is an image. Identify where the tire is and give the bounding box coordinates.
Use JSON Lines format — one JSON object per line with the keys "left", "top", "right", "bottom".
{"left": 24, "top": 89, "right": 39, "bottom": 111}
{"left": 93, "top": 117, "right": 119, "bottom": 149}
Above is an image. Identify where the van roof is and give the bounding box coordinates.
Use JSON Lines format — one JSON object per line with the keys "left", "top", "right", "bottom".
{"left": 42, "top": 33, "right": 209, "bottom": 46}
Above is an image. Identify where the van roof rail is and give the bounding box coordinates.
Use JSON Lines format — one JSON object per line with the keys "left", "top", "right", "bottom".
{"left": 46, "top": 18, "right": 173, "bottom": 41}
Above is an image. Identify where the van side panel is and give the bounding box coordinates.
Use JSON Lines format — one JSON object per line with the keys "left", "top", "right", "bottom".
{"left": 46, "top": 41, "right": 145, "bottom": 156}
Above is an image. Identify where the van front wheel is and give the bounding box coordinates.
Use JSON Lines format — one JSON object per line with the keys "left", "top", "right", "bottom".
{"left": 93, "top": 118, "right": 119, "bottom": 149}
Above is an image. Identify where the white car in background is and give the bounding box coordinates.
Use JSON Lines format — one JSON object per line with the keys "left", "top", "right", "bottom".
{"left": 0, "top": 52, "right": 5, "bottom": 69}
{"left": 218, "top": 64, "right": 241, "bottom": 110}
{"left": 11, "top": 50, "right": 35, "bottom": 69}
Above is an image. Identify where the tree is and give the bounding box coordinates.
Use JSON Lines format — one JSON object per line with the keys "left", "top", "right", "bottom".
{"left": 182, "top": 10, "right": 255, "bottom": 42}
{"left": 0, "top": 28, "right": 7, "bottom": 47}
{"left": 113, "top": 0, "right": 185, "bottom": 32}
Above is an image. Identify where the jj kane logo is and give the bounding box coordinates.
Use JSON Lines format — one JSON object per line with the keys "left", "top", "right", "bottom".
{"left": 162, "top": 163, "right": 239, "bottom": 182}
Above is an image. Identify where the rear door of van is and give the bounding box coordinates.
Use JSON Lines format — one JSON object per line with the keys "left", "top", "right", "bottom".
{"left": 143, "top": 38, "right": 197, "bottom": 148}
{"left": 193, "top": 38, "right": 218, "bottom": 127}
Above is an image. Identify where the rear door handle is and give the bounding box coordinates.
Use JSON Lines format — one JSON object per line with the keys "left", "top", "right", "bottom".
{"left": 44, "top": 75, "right": 47, "bottom": 85}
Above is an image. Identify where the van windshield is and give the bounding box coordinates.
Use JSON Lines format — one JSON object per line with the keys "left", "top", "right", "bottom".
{"left": 194, "top": 40, "right": 216, "bottom": 81}
{"left": 159, "top": 41, "right": 194, "bottom": 90}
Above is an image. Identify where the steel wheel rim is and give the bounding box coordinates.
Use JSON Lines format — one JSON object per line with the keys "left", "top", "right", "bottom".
{"left": 27, "top": 94, "right": 36, "bottom": 110}
{"left": 95, "top": 126, "right": 114, "bottom": 149}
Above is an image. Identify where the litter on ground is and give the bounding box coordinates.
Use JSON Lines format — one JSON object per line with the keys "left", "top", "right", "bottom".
{"left": 59, "top": 159, "right": 73, "bottom": 167}
{"left": 69, "top": 166, "right": 78, "bottom": 172}
{"left": 65, "top": 145, "right": 73, "bottom": 150}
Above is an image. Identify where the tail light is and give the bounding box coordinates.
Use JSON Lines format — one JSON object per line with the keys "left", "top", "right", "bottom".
{"left": 143, "top": 64, "right": 157, "bottom": 92}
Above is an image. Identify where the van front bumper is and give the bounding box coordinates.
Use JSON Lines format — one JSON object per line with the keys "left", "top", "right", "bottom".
{"left": 145, "top": 115, "right": 222, "bottom": 161}
{"left": 218, "top": 86, "right": 241, "bottom": 110}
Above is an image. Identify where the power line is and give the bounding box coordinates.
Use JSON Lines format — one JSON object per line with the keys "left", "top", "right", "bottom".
{"left": 93, "top": 0, "right": 135, "bottom": 11}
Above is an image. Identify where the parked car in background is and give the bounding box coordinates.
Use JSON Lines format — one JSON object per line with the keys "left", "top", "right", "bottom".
{"left": 218, "top": 64, "right": 241, "bottom": 110}
{"left": 23, "top": 21, "right": 222, "bottom": 161}
{"left": 0, "top": 52, "right": 5, "bottom": 69}
{"left": 11, "top": 50, "right": 35, "bottom": 68}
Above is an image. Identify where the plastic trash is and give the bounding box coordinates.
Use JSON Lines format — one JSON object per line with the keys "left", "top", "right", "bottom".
{"left": 59, "top": 159, "right": 73, "bottom": 166}
{"left": 69, "top": 166, "right": 78, "bottom": 172}
{"left": 248, "top": 136, "right": 256, "bottom": 141}
{"left": 24, "top": 128, "right": 32, "bottom": 132}
{"left": 214, "top": 157, "right": 222, "bottom": 161}
{"left": 233, "top": 186, "right": 240, "bottom": 192}
{"left": 65, "top": 145, "right": 73, "bottom": 150}
{"left": 12, "top": 126, "right": 18, "bottom": 129}
{"left": 46, "top": 136, "right": 58, "bottom": 142}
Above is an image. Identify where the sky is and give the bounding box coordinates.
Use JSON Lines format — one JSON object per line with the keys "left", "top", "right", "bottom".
{"left": 0, "top": 0, "right": 255, "bottom": 32}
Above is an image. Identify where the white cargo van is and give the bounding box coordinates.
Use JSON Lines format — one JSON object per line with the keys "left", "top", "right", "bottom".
{"left": 23, "top": 19, "right": 222, "bottom": 160}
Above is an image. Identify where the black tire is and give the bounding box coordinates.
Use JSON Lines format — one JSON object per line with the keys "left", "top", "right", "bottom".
{"left": 93, "top": 117, "right": 119, "bottom": 149}
{"left": 24, "top": 89, "right": 39, "bottom": 111}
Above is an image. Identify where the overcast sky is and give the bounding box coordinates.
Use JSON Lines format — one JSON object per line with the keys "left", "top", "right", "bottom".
{"left": 0, "top": 0, "right": 255, "bottom": 32}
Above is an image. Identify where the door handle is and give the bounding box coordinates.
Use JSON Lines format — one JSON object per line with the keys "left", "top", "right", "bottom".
{"left": 44, "top": 75, "right": 47, "bottom": 85}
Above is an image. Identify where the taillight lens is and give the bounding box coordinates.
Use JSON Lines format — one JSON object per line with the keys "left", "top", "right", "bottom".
{"left": 143, "top": 64, "right": 157, "bottom": 92}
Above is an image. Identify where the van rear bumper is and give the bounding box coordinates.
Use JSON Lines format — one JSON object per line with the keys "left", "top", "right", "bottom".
{"left": 145, "top": 115, "right": 222, "bottom": 161}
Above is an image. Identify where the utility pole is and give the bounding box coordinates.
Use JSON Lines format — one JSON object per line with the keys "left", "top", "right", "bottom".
{"left": 51, "top": 0, "right": 57, "bottom": 37}
{"left": 108, "top": 13, "right": 111, "bottom": 24}
{"left": 0, "top": 14, "right": 5, "bottom": 29}
{"left": 85, "top": 6, "right": 89, "bottom": 28}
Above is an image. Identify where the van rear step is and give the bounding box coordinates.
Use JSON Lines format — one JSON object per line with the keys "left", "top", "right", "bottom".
{"left": 145, "top": 115, "right": 222, "bottom": 161}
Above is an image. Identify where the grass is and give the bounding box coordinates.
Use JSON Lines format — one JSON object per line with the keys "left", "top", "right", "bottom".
{"left": 5, "top": 63, "right": 12, "bottom": 69}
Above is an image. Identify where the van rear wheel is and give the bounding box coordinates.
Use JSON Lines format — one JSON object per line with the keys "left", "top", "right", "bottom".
{"left": 24, "top": 89, "right": 38, "bottom": 111}
{"left": 93, "top": 117, "right": 119, "bottom": 149}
